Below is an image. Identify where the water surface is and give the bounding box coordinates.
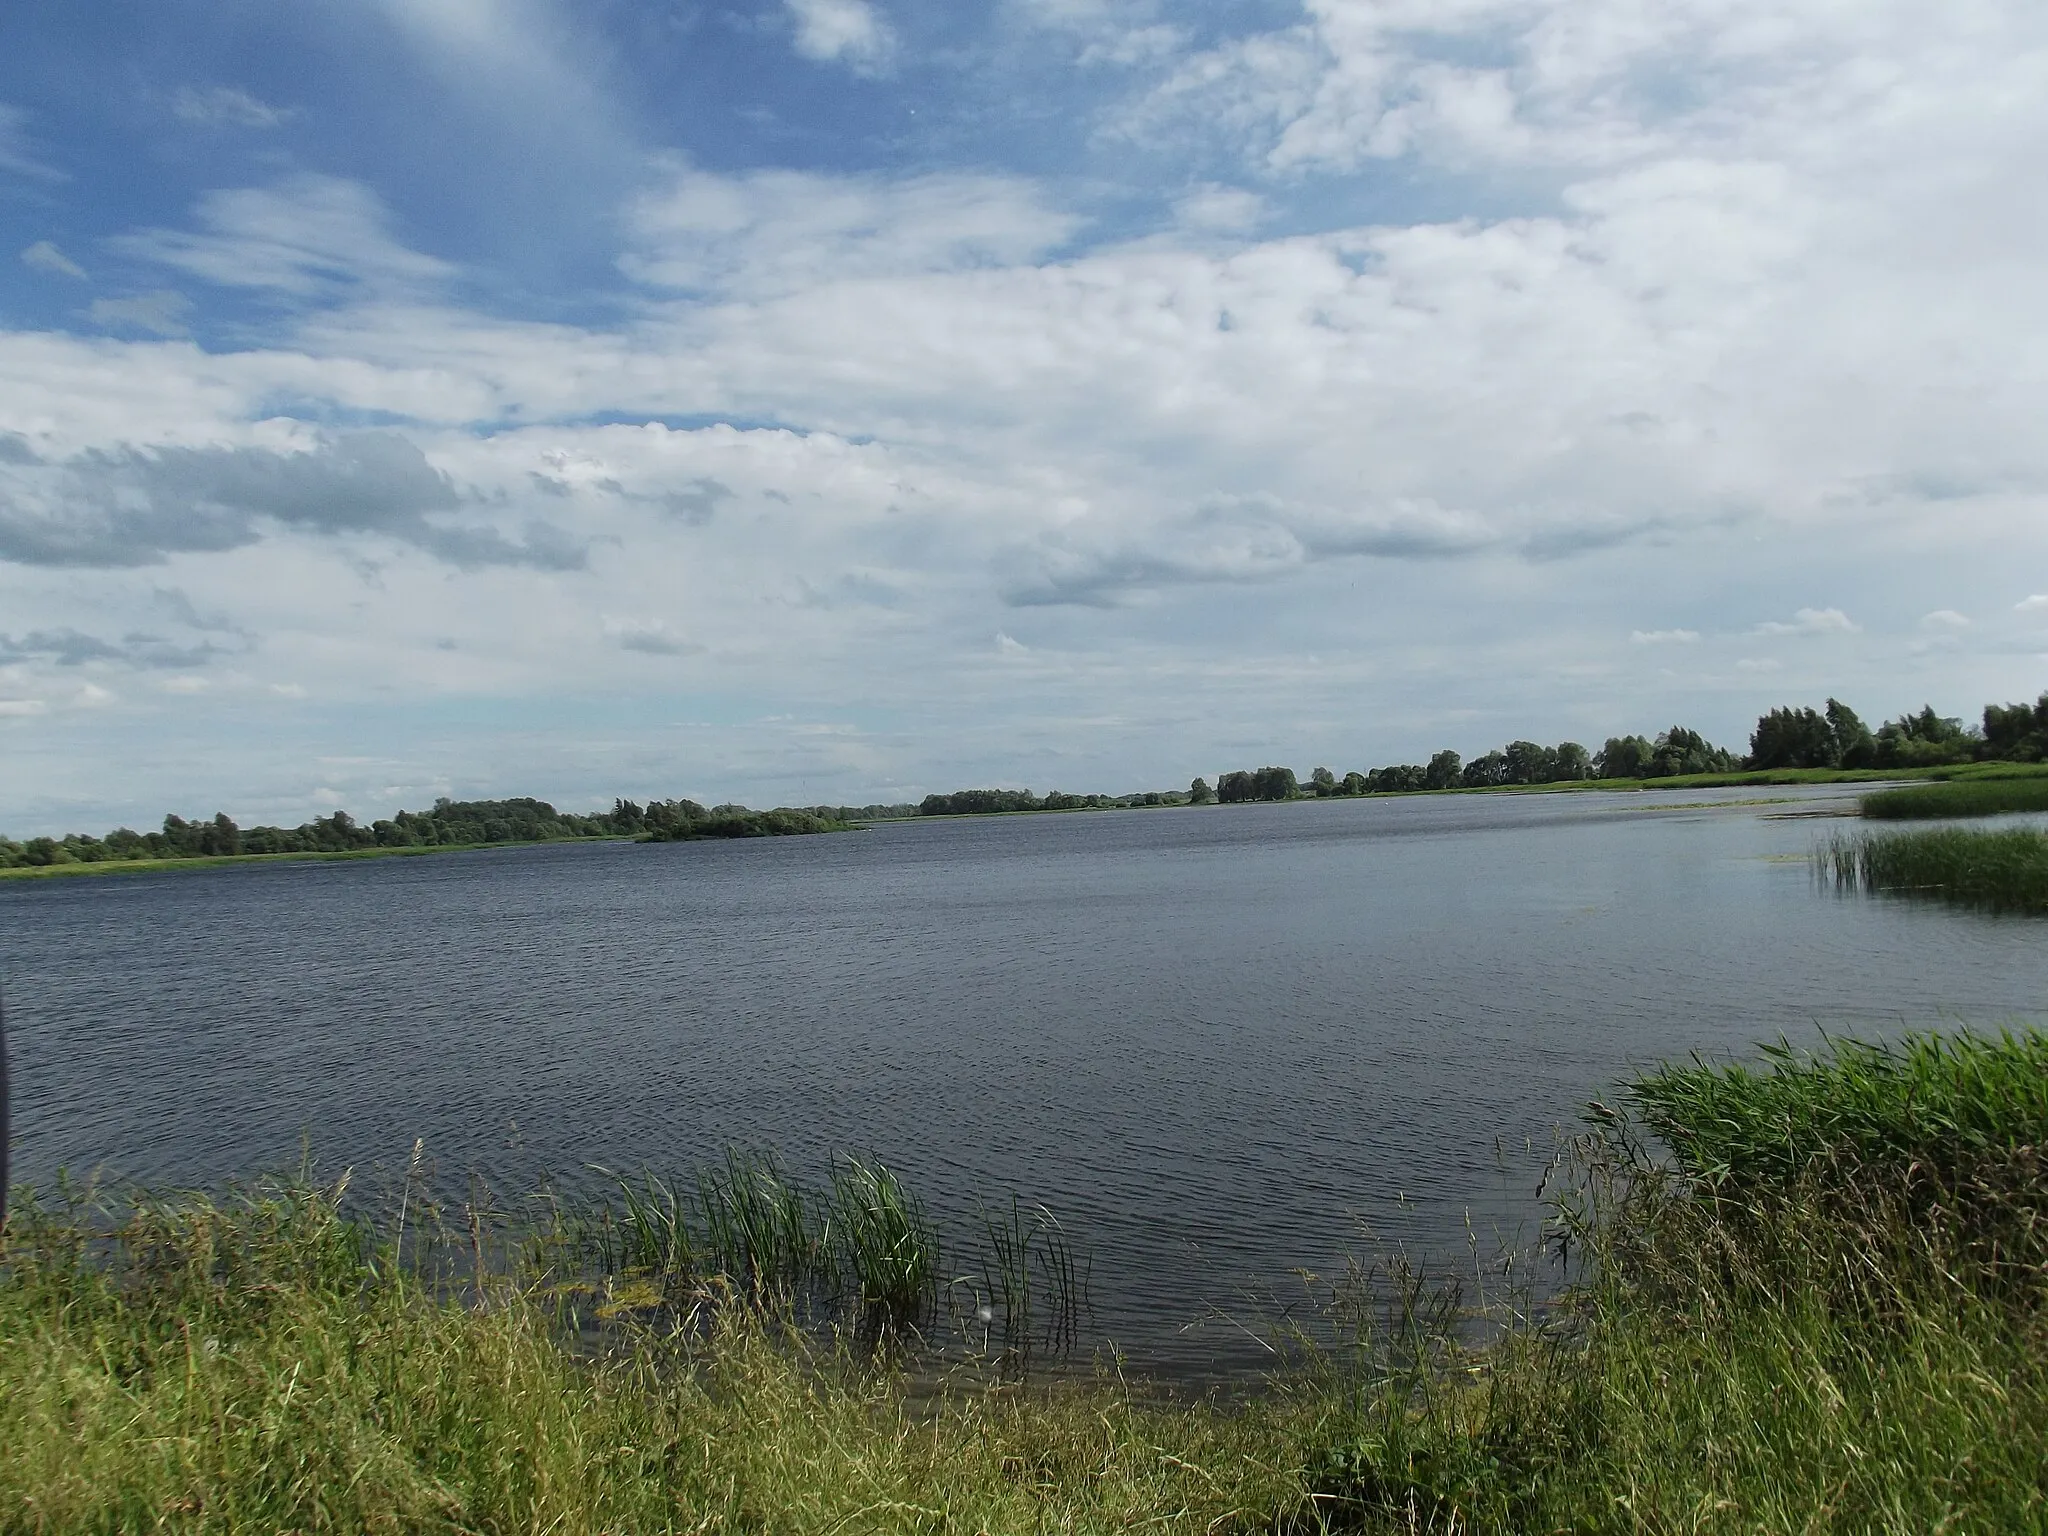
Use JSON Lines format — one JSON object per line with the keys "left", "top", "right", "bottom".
{"left": 8, "top": 786, "right": 2047, "bottom": 1375}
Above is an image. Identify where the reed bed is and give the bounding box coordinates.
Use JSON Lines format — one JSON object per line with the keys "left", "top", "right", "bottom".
{"left": 1818, "top": 825, "right": 2048, "bottom": 911}
{"left": 1862, "top": 774, "right": 2048, "bottom": 819}
{"left": 5, "top": 1031, "right": 2046, "bottom": 1533}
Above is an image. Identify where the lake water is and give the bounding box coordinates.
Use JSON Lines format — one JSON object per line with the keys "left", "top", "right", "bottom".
{"left": 7, "top": 786, "right": 2048, "bottom": 1376}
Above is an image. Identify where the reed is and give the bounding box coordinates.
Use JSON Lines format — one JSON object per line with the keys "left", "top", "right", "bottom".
{"left": 1862, "top": 774, "right": 2048, "bottom": 819}
{"left": 1302, "top": 1030, "right": 2048, "bottom": 1532}
{"left": 1818, "top": 825, "right": 2048, "bottom": 911}
{"left": 7, "top": 1033, "right": 2045, "bottom": 1533}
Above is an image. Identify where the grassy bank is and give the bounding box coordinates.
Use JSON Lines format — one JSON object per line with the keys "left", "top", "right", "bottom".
{"left": 5, "top": 1030, "right": 2045, "bottom": 1532}
{"left": 1820, "top": 826, "right": 2048, "bottom": 912}
{"left": 1862, "top": 774, "right": 2048, "bottom": 819}
{"left": 0, "top": 838, "right": 628, "bottom": 881}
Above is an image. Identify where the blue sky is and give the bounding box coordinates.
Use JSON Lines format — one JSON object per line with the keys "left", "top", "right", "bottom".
{"left": 3, "top": 0, "right": 2047, "bottom": 830}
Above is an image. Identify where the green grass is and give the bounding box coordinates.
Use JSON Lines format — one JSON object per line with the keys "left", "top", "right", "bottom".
{"left": 1863, "top": 774, "right": 2048, "bottom": 819}
{"left": 1820, "top": 825, "right": 2048, "bottom": 912}
{"left": 0, "top": 837, "right": 630, "bottom": 881}
{"left": 6, "top": 1031, "right": 2046, "bottom": 1532}
{"left": 1302, "top": 1029, "right": 2048, "bottom": 1531}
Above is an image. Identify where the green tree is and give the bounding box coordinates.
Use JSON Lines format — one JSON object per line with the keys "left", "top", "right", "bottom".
{"left": 1462, "top": 751, "right": 1508, "bottom": 787}
{"left": 1826, "top": 699, "right": 1875, "bottom": 768}
{"left": 1216, "top": 771, "right": 1256, "bottom": 804}
{"left": 1748, "top": 706, "right": 1838, "bottom": 769}
{"left": 1595, "top": 735, "right": 1654, "bottom": 779}
{"left": 1251, "top": 766, "right": 1299, "bottom": 801}
{"left": 1982, "top": 692, "right": 2048, "bottom": 761}
{"left": 1188, "top": 777, "right": 1215, "bottom": 804}
{"left": 1310, "top": 766, "right": 1337, "bottom": 796}
{"left": 1554, "top": 741, "right": 1592, "bottom": 780}
{"left": 1424, "top": 750, "right": 1462, "bottom": 790}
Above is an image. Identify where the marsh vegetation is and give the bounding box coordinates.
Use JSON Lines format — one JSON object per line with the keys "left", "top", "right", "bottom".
{"left": 1820, "top": 826, "right": 2048, "bottom": 912}
{"left": 4, "top": 1029, "right": 2044, "bottom": 1532}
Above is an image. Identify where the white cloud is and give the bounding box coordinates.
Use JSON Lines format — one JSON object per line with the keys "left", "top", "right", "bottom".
{"left": 20, "top": 241, "right": 86, "bottom": 279}
{"left": 785, "top": 0, "right": 895, "bottom": 71}
{"left": 74, "top": 682, "right": 114, "bottom": 708}
{"left": 0, "top": 698, "right": 48, "bottom": 716}
{"left": 87, "top": 291, "right": 194, "bottom": 337}
{"left": 1921, "top": 609, "right": 1971, "bottom": 629}
{"left": 172, "top": 86, "right": 292, "bottom": 128}
{"left": 0, "top": 104, "right": 62, "bottom": 182}
{"left": 111, "top": 176, "right": 453, "bottom": 298}
{"left": 161, "top": 676, "right": 209, "bottom": 695}
{"left": 1754, "top": 607, "right": 1858, "bottom": 637}
{"left": 623, "top": 164, "right": 1077, "bottom": 298}
{"left": 2017, "top": 595, "right": 2048, "bottom": 613}
{"left": 1629, "top": 628, "right": 1700, "bottom": 644}
{"left": 1173, "top": 185, "right": 1266, "bottom": 234}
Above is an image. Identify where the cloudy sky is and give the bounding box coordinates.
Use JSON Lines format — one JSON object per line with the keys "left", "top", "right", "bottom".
{"left": 2, "top": 0, "right": 2046, "bottom": 831}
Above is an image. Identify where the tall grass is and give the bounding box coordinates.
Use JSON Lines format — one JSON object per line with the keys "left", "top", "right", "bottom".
{"left": 1862, "top": 775, "right": 2048, "bottom": 819}
{"left": 1300, "top": 1030, "right": 2048, "bottom": 1532}
{"left": 7, "top": 1032, "right": 2047, "bottom": 1532}
{"left": 0, "top": 1172, "right": 1300, "bottom": 1534}
{"left": 1819, "top": 825, "right": 2048, "bottom": 911}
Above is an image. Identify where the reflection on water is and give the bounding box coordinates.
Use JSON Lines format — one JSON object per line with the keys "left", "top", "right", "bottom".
{"left": 7, "top": 785, "right": 2047, "bottom": 1375}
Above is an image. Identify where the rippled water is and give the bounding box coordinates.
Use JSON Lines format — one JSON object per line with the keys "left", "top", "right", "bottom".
{"left": 7, "top": 786, "right": 2048, "bottom": 1375}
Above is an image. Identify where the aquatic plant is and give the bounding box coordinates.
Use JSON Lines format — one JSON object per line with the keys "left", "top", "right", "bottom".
{"left": 1819, "top": 825, "right": 2048, "bottom": 911}
{"left": 1862, "top": 774, "right": 2048, "bottom": 819}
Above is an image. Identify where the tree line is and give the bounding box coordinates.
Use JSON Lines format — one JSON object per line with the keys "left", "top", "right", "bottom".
{"left": 0, "top": 795, "right": 846, "bottom": 871}
{"left": 916, "top": 688, "right": 2048, "bottom": 818}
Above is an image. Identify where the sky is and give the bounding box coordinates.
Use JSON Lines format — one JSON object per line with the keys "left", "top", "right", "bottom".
{"left": 2, "top": 0, "right": 2047, "bottom": 831}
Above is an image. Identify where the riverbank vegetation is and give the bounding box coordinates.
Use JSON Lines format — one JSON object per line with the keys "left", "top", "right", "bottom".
{"left": 908, "top": 688, "right": 2048, "bottom": 820}
{"left": 0, "top": 795, "right": 852, "bottom": 875}
{"left": 1820, "top": 826, "right": 2048, "bottom": 913}
{"left": 1861, "top": 773, "right": 2048, "bottom": 820}
{"left": 4, "top": 1028, "right": 2043, "bottom": 1532}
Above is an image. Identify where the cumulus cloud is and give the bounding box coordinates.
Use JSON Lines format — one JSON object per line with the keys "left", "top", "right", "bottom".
{"left": 1921, "top": 610, "right": 1971, "bottom": 629}
{"left": 171, "top": 86, "right": 292, "bottom": 128}
{"left": 0, "top": 628, "right": 226, "bottom": 669}
{"left": 1630, "top": 628, "right": 1700, "bottom": 644}
{"left": 111, "top": 176, "right": 453, "bottom": 298}
{"left": 20, "top": 241, "right": 85, "bottom": 279}
{"left": 1754, "top": 608, "right": 1859, "bottom": 637}
{"left": 0, "top": 433, "right": 584, "bottom": 570}
{"left": 785, "top": 0, "right": 895, "bottom": 70}
{"left": 2017, "top": 595, "right": 2048, "bottom": 613}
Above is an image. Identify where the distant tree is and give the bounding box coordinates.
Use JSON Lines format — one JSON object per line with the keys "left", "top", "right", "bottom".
{"left": 1982, "top": 692, "right": 2048, "bottom": 761}
{"left": 1595, "top": 735, "right": 1655, "bottom": 779}
{"left": 1554, "top": 742, "right": 1592, "bottom": 780}
{"left": 1341, "top": 771, "right": 1369, "bottom": 795}
{"left": 1826, "top": 699, "right": 1875, "bottom": 768}
{"left": 1647, "top": 726, "right": 1736, "bottom": 777}
{"left": 1188, "top": 777, "right": 1215, "bottom": 804}
{"left": 1502, "top": 740, "right": 1557, "bottom": 785}
{"left": 1370, "top": 764, "right": 1427, "bottom": 792}
{"left": 1424, "top": 750, "right": 1462, "bottom": 790}
{"left": 1251, "top": 766, "right": 1299, "bottom": 801}
{"left": 1873, "top": 706, "right": 1974, "bottom": 768}
{"left": 1462, "top": 751, "right": 1508, "bottom": 788}
{"left": 1311, "top": 766, "right": 1337, "bottom": 796}
{"left": 1748, "top": 706, "right": 1839, "bottom": 770}
{"left": 1216, "top": 771, "right": 1256, "bottom": 804}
